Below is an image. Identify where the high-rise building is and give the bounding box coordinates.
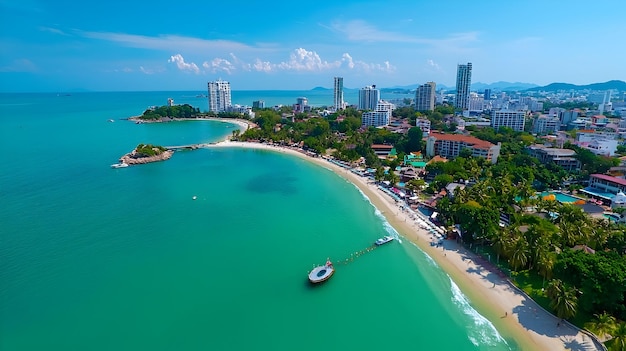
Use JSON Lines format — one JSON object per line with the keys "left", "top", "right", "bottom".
{"left": 455, "top": 63, "right": 472, "bottom": 110}
{"left": 207, "top": 79, "right": 232, "bottom": 113}
{"left": 358, "top": 85, "right": 380, "bottom": 111}
{"left": 484, "top": 89, "right": 492, "bottom": 100}
{"left": 415, "top": 82, "right": 436, "bottom": 112}
{"left": 491, "top": 110, "right": 526, "bottom": 132}
{"left": 333, "top": 77, "right": 344, "bottom": 111}
{"left": 252, "top": 100, "right": 265, "bottom": 109}
{"left": 361, "top": 100, "right": 394, "bottom": 127}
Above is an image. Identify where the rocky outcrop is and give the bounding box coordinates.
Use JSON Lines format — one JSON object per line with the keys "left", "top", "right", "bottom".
{"left": 119, "top": 149, "right": 174, "bottom": 165}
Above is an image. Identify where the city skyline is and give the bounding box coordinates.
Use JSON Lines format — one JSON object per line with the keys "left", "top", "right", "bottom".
{"left": 1, "top": 0, "right": 625, "bottom": 92}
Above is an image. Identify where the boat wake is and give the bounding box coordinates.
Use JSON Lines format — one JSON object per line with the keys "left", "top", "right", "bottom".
{"left": 449, "top": 278, "right": 509, "bottom": 349}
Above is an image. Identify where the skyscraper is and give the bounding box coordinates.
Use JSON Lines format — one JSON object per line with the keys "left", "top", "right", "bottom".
{"left": 455, "top": 63, "right": 472, "bottom": 110}
{"left": 333, "top": 77, "right": 344, "bottom": 111}
{"left": 207, "top": 79, "right": 232, "bottom": 113}
{"left": 358, "top": 85, "right": 379, "bottom": 111}
{"left": 415, "top": 82, "right": 436, "bottom": 111}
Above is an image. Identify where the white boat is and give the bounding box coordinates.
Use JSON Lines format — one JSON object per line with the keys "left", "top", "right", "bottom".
{"left": 111, "top": 162, "right": 129, "bottom": 169}
{"left": 308, "top": 260, "right": 334, "bottom": 284}
{"left": 375, "top": 235, "right": 394, "bottom": 246}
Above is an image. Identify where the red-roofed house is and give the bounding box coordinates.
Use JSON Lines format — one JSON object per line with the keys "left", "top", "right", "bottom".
{"left": 426, "top": 132, "right": 501, "bottom": 164}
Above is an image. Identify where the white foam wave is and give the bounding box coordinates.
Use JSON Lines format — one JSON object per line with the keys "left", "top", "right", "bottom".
{"left": 449, "top": 278, "right": 509, "bottom": 348}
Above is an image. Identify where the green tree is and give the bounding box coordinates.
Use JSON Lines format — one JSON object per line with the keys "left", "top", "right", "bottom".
{"left": 405, "top": 127, "right": 423, "bottom": 153}
{"left": 586, "top": 312, "right": 616, "bottom": 341}
{"left": 546, "top": 279, "right": 578, "bottom": 320}
{"left": 608, "top": 322, "right": 626, "bottom": 351}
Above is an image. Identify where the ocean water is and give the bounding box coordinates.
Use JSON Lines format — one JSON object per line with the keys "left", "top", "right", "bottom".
{"left": 0, "top": 92, "right": 517, "bottom": 350}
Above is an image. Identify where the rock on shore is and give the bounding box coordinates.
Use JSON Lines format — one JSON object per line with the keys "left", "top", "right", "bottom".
{"left": 119, "top": 149, "right": 174, "bottom": 165}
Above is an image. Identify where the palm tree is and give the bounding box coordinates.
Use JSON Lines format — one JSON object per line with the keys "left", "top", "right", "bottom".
{"left": 586, "top": 312, "right": 616, "bottom": 342}
{"left": 508, "top": 234, "right": 530, "bottom": 271}
{"left": 608, "top": 322, "right": 626, "bottom": 351}
{"left": 546, "top": 279, "right": 578, "bottom": 320}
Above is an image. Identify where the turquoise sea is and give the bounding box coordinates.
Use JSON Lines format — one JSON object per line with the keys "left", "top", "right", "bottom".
{"left": 0, "top": 91, "right": 517, "bottom": 350}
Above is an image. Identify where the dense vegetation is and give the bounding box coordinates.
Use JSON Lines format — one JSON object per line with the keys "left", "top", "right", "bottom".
{"left": 140, "top": 104, "right": 201, "bottom": 120}
{"left": 134, "top": 144, "right": 166, "bottom": 157}
{"left": 235, "top": 106, "right": 626, "bottom": 348}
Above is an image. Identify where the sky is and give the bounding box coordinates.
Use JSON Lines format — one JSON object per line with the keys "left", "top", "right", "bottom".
{"left": 1, "top": 0, "right": 625, "bottom": 92}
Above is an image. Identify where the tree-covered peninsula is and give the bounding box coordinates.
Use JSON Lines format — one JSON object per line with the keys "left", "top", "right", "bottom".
{"left": 139, "top": 104, "right": 201, "bottom": 120}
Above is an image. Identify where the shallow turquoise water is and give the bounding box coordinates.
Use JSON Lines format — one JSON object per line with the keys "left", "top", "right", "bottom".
{"left": 0, "top": 92, "right": 516, "bottom": 350}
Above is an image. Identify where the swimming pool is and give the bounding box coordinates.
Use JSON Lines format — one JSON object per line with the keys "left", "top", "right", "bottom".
{"left": 538, "top": 191, "right": 581, "bottom": 203}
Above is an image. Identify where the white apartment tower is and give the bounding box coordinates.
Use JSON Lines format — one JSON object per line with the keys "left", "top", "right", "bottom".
{"left": 361, "top": 100, "right": 394, "bottom": 127}
{"left": 491, "top": 110, "right": 526, "bottom": 132}
{"left": 455, "top": 63, "right": 472, "bottom": 110}
{"left": 358, "top": 85, "right": 380, "bottom": 111}
{"left": 207, "top": 79, "right": 232, "bottom": 113}
{"left": 415, "top": 82, "right": 436, "bottom": 111}
{"left": 333, "top": 77, "right": 344, "bottom": 111}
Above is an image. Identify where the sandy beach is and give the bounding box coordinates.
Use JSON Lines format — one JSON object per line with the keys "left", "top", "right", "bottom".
{"left": 211, "top": 140, "right": 604, "bottom": 351}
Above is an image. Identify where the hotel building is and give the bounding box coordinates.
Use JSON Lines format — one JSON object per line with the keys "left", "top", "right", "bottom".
{"left": 333, "top": 77, "right": 344, "bottom": 111}
{"left": 358, "top": 85, "right": 380, "bottom": 111}
{"left": 426, "top": 132, "right": 501, "bottom": 164}
{"left": 455, "top": 63, "right": 472, "bottom": 110}
{"left": 491, "top": 110, "right": 526, "bottom": 132}
{"left": 583, "top": 174, "right": 626, "bottom": 206}
{"left": 208, "top": 79, "right": 232, "bottom": 113}
{"left": 415, "top": 82, "right": 436, "bottom": 112}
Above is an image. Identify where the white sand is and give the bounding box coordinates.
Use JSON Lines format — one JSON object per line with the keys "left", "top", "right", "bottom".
{"left": 211, "top": 140, "right": 604, "bottom": 351}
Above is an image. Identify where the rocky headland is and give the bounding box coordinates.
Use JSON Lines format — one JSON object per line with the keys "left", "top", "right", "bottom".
{"left": 119, "top": 144, "right": 174, "bottom": 165}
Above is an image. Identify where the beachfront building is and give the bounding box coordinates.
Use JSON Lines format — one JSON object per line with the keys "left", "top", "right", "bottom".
{"left": 526, "top": 144, "right": 580, "bottom": 171}
{"left": 208, "top": 79, "right": 232, "bottom": 113}
{"left": 426, "top": 132, "right": 501, "bottom": 164}
{"left": 252, "top": 100, "right": 265, "bottom": 109}
{"left": 359, "top": 85, "right": 380, "bottom": 111}
{"left": 333, "top": 77, "right": 344, "bottom": 111}
{"left": 491, "top": 110, "right": 526, "bottom": 132}
{"left": 415, "top": 82, "right": 436, "bottom": 112}
{"left": 455, "top": 62, "right": 472, "bottom": 110}
{"left": 582, "top": 174, "right": 626, "bottom": 206}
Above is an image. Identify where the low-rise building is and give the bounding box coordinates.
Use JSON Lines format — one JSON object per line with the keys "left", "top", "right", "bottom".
{"left": 371, "top": 144, "right": 394, "bottom": 159}
{"left": 526, "top": 144, "right": 580, "bottom": 171}
{"left": 426, "top": 132, "right": 501, "bottom": 164}
{"left": 582, "top": 174, "right": 626, "bottom": 206}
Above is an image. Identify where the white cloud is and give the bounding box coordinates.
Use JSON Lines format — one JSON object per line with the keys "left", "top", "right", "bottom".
{"left": 168, "top": 54, "right": 200, "bottom": 74}
{"left": 276, "top": 48, "right": 341, "bottom": 71}
{"left": 327, "top": 20, "right": 479, "bottom": 50}
{"left": 139, "top": 66, "right": 154, "bottom": 74}
{"left": 39, "top": 26, "right": 68, "bottom": 36}
{"left": 76, "top": 30, "right": 268, "bottom": 54}
{"left": 253, "top": 59, "right": 273, "bottom": 73}
{"left": 427, "top": 59, "right": 441, "bottom": 70}
{"left": 202, "top": 58, "right": 236, "bottom": 74}
{"left": 165, "top": 48, "right": 394, "bottom": 76}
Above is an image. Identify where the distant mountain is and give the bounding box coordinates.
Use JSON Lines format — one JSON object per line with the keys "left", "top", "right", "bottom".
{"left": 311, "top": 86, "right": 331, "bottom": 91}
{"left": 526, "top": 80, "right": 626, "bottom": 92}
{"left": 383, "top": 81, "right": 536, "bottom": 92}
{"left": 472, "top": 81, "right": 538, "bottom": 91}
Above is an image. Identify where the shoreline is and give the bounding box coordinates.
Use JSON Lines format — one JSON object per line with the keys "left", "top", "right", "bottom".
{"left": 211, "top": 140, "right": 603, "bottom": 351}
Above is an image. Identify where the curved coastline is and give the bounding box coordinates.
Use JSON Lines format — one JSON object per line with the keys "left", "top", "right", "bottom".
{"left": 210, "top": 140, "right": 603, "bottom": 351}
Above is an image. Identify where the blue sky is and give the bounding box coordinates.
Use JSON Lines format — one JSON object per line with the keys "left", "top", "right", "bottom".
{"left": 1, "top": 0, "right": 624, "bottom": 92}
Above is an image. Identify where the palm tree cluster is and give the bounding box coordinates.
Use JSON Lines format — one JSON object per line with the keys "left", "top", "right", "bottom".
{"left": 437, "top": 171, "right": 626, "bottom": 343}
